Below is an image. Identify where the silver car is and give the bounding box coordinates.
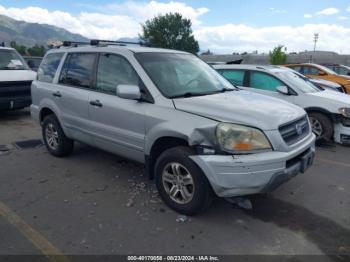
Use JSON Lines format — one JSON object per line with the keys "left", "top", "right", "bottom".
{"left": 31, "top": 41, "right": 315, "bottom": 215}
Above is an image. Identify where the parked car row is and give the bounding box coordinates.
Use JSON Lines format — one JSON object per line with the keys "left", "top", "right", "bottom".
{"left": 2, "top": 41, "right": 350, "bottom": 215}
{"left": 213, "top": 64, "right": 350, "bottom": 145}
{"left": 285, "top": 63, "right": 350, "bottom": 93}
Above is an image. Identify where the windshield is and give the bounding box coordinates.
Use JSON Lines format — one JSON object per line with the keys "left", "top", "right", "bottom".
{"left": 316, "top": 64, "right": 338, "bottom": 75}
{"left": 0, "top": 49, "right": 28, "bottom": 70}
{"left": 276, "top": 71, "right": 320, "bottom": 93}
{"left": 135, "top": 52, "right": 235, "bottom": 98}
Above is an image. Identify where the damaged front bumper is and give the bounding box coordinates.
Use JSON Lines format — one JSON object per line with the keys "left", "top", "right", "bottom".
{"left": 334, "top": 122, "right": 350, "bottom": 145}
{"left": 190, "top": 133, "right": 316, "bottom": 198}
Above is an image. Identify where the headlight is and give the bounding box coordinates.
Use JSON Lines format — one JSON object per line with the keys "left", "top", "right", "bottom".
{"left": 216, "top": 123, "right": 272, "bottom": 153}
{"left": 338, "top": 108, "right": 350, "bottom": 118}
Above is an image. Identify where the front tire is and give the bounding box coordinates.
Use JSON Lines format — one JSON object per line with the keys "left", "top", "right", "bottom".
{"left": 155, "top": 146, "right": 213, "bottom": 215}
{"left": 42, "top": 115, "right": 74, "bottom": 157}
{"left": 308, "top": 112, "right": 333, "bottom": 141}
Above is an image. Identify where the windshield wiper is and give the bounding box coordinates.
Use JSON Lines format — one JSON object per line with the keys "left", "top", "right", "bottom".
{"left": 171, "top": 92, "right": 210, "bottom": 98}
{"left": 171, "top": 88, "right": 237, "bottom": 98}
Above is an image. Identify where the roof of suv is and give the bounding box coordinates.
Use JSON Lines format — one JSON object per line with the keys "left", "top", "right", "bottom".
{"left": 47, "top": 45, "right": 188, "bottom": 55}
{"left": 0, "top": 47, "right": 15, "bottom": 51}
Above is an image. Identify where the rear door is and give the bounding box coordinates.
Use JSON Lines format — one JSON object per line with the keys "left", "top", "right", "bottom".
{"left": 88, "top": 53, "right": 146, "bottom": 162}
{"left": 217, "top": 69, "right": 246, "bottom": 87}
{"left": 57, "top": 52, "right": 96, "bottom": 144}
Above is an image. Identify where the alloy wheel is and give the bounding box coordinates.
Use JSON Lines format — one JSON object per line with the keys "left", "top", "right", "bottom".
{"left": 309, "top": 117, "right": 323, "bottom": 137}
{"left": 162, "top": 162, "right": 195, "bottom": 204}
{"left": 45, "top": 123, "right": 59, "bottom": 150}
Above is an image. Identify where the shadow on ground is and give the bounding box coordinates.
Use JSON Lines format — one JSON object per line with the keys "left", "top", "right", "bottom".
{"left": 247, "top": 196, "right": 350, "bottom": 256}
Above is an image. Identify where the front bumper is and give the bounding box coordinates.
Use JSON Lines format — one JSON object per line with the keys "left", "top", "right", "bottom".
{"left": 334, "top": 122, "right": 350, "bottom": 145}
{"left": 0, "top": 96, "right": 31, "bottom": 111}
{"left": 190, "top": 133, "right": 316, "bottom": 197}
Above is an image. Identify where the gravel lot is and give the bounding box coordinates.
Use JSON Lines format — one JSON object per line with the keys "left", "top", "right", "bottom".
{"left": 0, "top": 109, "right": 349, "bottom": 259}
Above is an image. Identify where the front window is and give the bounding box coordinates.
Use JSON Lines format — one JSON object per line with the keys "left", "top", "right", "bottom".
{"left": 250, "top": 71, "right": 284, "bottom": 91}
{"left": 96, "top": 53, "right": 139, "bottom": 94}
{"left": 135, "top": 53, "right": 235, "bottom": 98}
{"left": 0, "top": 49, "right": 28, "bottom": 70}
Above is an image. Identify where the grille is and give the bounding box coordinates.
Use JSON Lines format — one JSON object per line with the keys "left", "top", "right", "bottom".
{"left": 279, "top": 116, "right": 310, "bottom": 145}
{"left": 0, "top": 81, "right": 32, "bottom": 97}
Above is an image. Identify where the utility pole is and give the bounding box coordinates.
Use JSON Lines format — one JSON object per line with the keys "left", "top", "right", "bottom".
{"left": 313, "top": 33, "right": 319, "bottom": 52}
{"left": 311, "top": 33, "right": 319, "bottom": 63}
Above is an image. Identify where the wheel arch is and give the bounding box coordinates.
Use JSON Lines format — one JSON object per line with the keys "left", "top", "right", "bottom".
{"left": 146, "top": 136, "right": 189, "bottom": 180}
{"left": 304, "top": 107, "right": 337, "bottom": 123}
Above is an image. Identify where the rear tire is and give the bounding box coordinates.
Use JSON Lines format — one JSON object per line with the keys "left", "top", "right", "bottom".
{"left": 42, "top": 114, "right": 74, "bottom": 157}
{"left": 308, "top": 112, "right": 333, "bottom": 141}
{"left": 154, "top": 146, "right": 213, "bottom": 215}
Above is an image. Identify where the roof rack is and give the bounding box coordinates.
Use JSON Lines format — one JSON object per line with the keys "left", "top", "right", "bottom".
{"left": 90, "top": 39, "right": 151, "bottom": 47}
{"left": 62, "top": 41, "right": 91, "bottom": 47}
{"left": 58, "top": 39, "right": 151, "bottom": 48}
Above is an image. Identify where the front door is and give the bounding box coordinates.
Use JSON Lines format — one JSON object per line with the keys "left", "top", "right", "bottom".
{"left": 88, "top": 53, "right": 146, "bottom": 163}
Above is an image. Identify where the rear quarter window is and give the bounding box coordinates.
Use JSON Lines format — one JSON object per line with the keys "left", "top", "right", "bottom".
{"left": 59, "top": 53, "right": 96, "bottom": 89}
{"left": 38, "top": 53, "right": 64, "bottom": 83}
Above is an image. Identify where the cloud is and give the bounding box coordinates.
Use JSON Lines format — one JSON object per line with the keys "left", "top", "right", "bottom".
{"left": 347, "top": 7, "right": 350, "bottom": 12}
{"left": 0, "top": 1, "right": 208, "bottom": 39}
{"left": 1, "top": 2, "right": 350, "bottom": 54}
{"left": 195, "top": 23, "right": 350, "bottom": 54}
{"left": 76, "top": 1, "right": 208, "bottom": 26}
{"left": 304, "top": 14, "right": 312, "bottom": 18}
{"left": 338, "top": 16, "right": 348, "bottom": 20}
{"left": 316, "top": 8, "right": 339, "bottom": 16}
{"left": 268, "top": 7, "right": 287, "bottom": 14}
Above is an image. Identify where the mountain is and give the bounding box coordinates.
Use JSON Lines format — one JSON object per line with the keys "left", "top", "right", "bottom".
{"left": 0, "top": 14, "right": 88, "bottom": 47}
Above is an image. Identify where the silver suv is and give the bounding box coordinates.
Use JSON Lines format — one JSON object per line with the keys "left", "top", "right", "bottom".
{"left": 31, "top": 40, "right": 316, "bottom": 215}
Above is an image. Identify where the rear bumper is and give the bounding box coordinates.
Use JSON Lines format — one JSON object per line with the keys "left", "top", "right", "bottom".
{"left": 190, "top": 133, "right": 316, "bottom": 197}
{"left": 0, "top": 96, "right": 31, "bottom": 111}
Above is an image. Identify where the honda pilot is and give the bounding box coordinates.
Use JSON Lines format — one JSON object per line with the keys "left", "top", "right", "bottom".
{"left": 31, "top": 40, "right": 316, "bottom": 215}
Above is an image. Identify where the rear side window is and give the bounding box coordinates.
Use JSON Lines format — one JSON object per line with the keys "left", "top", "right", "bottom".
{"left": 38, "top": 53, "right": 63, "bottom": 83}
{"left": 219, "top": 70, "right": 245, "bottom": 85}
{"left": 59, "top": 53, "right": 96, "bottom": 88}
{"left": 250, "top": 71, "right": 284, "bottom": 92}
{"left": 289, "top": 66, "right": 302, "bottom": 73}
{"left": 304, "top": 66, "right": 321, "bottom": 75}
{"left": 96, "top": 54, "right": 139, "bottom": 94}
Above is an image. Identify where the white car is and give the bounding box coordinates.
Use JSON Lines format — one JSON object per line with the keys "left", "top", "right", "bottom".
{"left": 0, "top": 46, "right": 37, "bottom": 111}
{"left": 214, "top": 64, "right": 350, "bottom": 145}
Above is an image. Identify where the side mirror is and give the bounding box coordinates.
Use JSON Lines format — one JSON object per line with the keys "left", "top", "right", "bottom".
{"left": 276, "top": 86, "right": 290, "bottom": 95}
{"left": 319, "top": 71, "right": 327, "bottom": 76}
{"left": 116, "top": 85, "right": 141, "bottom": 100}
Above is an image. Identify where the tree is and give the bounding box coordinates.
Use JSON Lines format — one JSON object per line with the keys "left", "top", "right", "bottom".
{"left": 201, "top": 49, "right": 213, "bottom": 55}
{"left": 269, "top": 45, "right": 287, "bottom": 65}
{"left": 140, "top": 13, "right": 199, "bottom": 54}
{"left": 27, "top": 44, "right": 46, "bottom": 57}
{"left": 10, "top": 41, "right": 27, "bottom": 55}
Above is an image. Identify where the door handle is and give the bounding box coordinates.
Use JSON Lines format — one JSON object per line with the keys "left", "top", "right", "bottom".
{"left": 52, "top": 91, "right": 61, "bottom": 98}
{"left": 90, "top": 100, "right": 103, "bottom": 107}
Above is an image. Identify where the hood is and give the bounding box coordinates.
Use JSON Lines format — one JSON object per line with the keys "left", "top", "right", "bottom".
{"left": 0, "top": 70, "right": 36, "bottom": 81}
{"left": 173, "top": 90, "right": 306, "bottom": 131}
{"left": 308, "top": 90, "right": 350, "bottom": 111}
{"left": 310, "top": 78, "right": 341, "bottom": 88}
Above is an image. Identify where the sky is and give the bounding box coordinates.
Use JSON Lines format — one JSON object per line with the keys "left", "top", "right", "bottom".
{"left": 1, "top": 0, "right": 350, "bottom": 54}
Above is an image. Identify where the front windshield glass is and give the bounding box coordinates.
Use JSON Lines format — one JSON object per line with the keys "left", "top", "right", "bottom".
{"left": 316, "top": 64, "right": 338, "bottom": 75}
{"left": 0, "top": 49, "right": 28, "bottom": 70}
{"left": 135, "top": 52, "right": 235, "bottom": 98}
{"left": 276, "top": 71, "right": 319, "bottom": 93}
